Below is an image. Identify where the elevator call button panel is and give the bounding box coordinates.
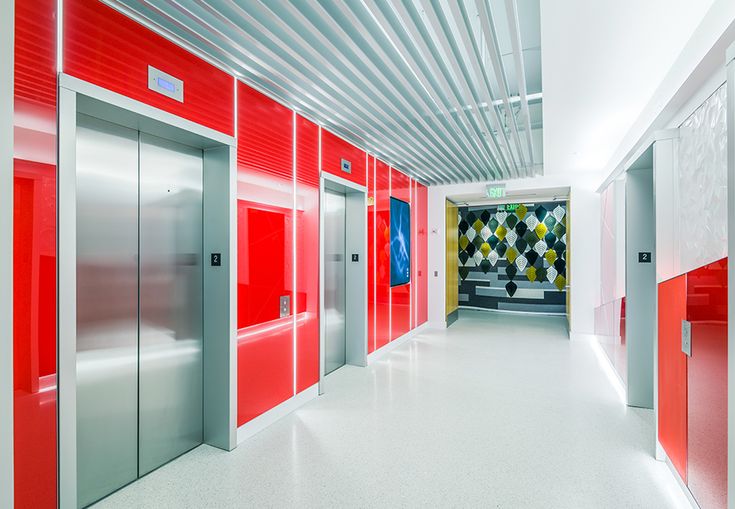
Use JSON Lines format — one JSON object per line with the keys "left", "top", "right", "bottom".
{"left": 682, "top": 320, "right": 692, "bottom": 357}
{"left": 148, "top": 66, "right": 184, "bottom": 103}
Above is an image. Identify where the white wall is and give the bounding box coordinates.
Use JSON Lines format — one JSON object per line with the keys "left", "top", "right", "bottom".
{"left": 0, "top": 0, "right": 13, "bottom": 506}
{"left": 427, "top": 174, "right": 600, "bottom": 334}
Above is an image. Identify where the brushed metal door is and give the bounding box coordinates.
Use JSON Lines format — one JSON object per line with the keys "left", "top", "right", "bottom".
{"left": 324, "top": 190, "right": 346, "bottom": 374}
{"left": 138, "top": 133, "right": 203, "bottom": 475}
{"left": 76, "top": 114, "right": 139, "bottom": 508}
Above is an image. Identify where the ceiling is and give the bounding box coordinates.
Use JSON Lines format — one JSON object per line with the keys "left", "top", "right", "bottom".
{"left": 106, "top": 0, "right": 542, "bottom": 185}
{"left": 541, "top": 0, "right": 716, "bottom": 179}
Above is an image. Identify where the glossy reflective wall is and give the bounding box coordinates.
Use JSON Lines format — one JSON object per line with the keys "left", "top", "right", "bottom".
{"left": 236, "top": 84, "right": 295, "bottom": 426}
{"left": 14, "top": 0, "right": 57, "bottom": 506}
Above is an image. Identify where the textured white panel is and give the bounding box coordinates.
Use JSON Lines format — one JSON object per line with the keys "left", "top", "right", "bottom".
{"left": 677, "top": 84, "right": 727, "bottom": 273}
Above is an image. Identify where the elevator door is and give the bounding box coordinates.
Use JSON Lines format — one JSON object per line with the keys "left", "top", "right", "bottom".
{"left": 324, "top": 190, "right": 347, "bottom": 374}
{"left": 76, "top": 115, "right": 203, "bottom": 507}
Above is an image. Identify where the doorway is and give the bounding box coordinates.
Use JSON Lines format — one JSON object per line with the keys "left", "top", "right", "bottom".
{"left": 57, "top": 75, "right": 236, "bottom": 509}
{"left": 75, "top": 114, "right": 204, "bottom": 506}
{"left": 324, "top": 190, "right": 347, "bottom": 374}
{"left": 319, "top": 174, "right": 367, "bottom": 388}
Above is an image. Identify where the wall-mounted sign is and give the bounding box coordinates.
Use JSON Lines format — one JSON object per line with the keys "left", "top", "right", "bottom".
{"left": 497, "top": 203, "right": 521, "bottom": 212}
{"left": 148, "top": 65, "right": 184, "bottom": 102}
{"left": 485, "top": 183, "right": 506, "bottom": 199}
{"left": 367, "top": 196, "right": 375, "bottom": 206}
{"left": 210, "top": 253, "right": 221, "bottom": 266}
{"left": 638, "top": 252, "right": 651, "bottom": 263}
{"left": 341, "top": 159, "right": 352, "bottom": 174}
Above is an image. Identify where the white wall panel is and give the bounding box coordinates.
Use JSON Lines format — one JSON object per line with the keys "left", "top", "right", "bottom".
{"left": 677, "top": 84, "right": 728, "bottom": 274}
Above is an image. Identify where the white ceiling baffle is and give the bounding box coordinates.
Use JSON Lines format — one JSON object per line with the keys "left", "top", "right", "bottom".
{"left": 105, "top": 0, "right": 543, "bottom": 184}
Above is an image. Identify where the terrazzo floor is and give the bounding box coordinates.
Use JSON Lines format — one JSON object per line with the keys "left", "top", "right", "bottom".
{"left": 94, "top": 310, "right": 689, "bottom": 508}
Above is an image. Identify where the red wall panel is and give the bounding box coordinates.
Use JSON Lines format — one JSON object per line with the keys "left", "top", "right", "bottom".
{"left": 686, "top": 258, "right": 727, "bottom": 509}
{"left": 375, "top": 160, "right": 391, "bottom": 349}
{"left": 321, "top": 129, "right": 366, "bottom": 187}
{"left": 14, "top": 0, "right": 58, "bottom": 506}
{"left": 296, "top": 115, "right": 320, "bottom": 392}
{"left": 236, "top": 83, "right": 294, "bottom": 425}
{"left": 391, "top": 167, "right": 411, "bottom": 204}
{"left": 390, "top": 168, "right": 411, "bottom": 340}
{"left": 64, "top": 0, "right": 234, "bottom": 136}
{"left": 657, "top": 275, "right": 687, "bottom": 482}
{"left": 390, "top": 285, "right": 411, "bottom": 340}
{"left": 416, "top": 182, "right": 428, "bottom": 326}
{"left": 368, "top": 156, "right": 376, "bottom": 354}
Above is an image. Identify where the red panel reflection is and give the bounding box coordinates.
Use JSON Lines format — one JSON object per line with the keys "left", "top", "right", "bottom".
{"left": 375, "top": 160, "right": 391, "bottom": 349}
{"left": 14, "top": 0, "right": 57, "bottom": 506}
{"left": 687, "top": 258, "right": 727, "bottom": 509}
{"left": 64, "top": 0, "right": 234, "bottom": 135}
{"left": 237, "top": 83, "right": 294, "bottom": 425}
{"left": 295, "top": 116, "right": 320, "bottom": 392}
{"left": 657, "top": 275, "right": 687, "bottom": 482}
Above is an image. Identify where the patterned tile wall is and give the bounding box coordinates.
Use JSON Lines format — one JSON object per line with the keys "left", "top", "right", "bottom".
{"left": 458, "top": 202, "right": 567, "bottom": 313}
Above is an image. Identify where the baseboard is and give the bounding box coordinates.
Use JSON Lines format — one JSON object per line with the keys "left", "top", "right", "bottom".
{"left": 458, "top": 305, "right": 566, "bottom": 317}
{"left": 660, "top": 449, "right": 700, "bottom": 509}
{"left": 367, "top": 322, "right": 429, "bottom": 364}
{"left": 236, "top": 384, "right": 318, "bottom": 445}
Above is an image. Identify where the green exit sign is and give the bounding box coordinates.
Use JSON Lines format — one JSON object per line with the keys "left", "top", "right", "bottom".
{"left": 497, "top": 203, "right": 520, "bottom": 211}
{"left": 486, "top": 184, "right": 506, "bottom": 198}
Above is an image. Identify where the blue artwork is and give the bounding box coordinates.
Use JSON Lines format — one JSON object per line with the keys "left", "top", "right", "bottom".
{"left": 390, "top": 197, "right": 411, "bottom": 286}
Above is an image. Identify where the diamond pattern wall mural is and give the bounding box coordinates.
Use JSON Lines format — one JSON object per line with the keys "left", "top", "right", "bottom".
{"left": 458, "top": 203, "right": 568, "bottom": 313}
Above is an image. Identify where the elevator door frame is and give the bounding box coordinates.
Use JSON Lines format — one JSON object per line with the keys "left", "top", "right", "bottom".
{"left": 57, "top": 74, "right": 237, "bottom": 509}
{"left": 319, "top": 173, "right": 368, "bottom": 394}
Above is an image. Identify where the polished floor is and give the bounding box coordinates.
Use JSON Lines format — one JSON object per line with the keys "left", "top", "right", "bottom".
{"left": 95, "top": 310, "right": 689, "bottom": 508}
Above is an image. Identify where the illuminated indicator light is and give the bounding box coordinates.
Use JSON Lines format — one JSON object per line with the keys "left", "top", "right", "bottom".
{"left": 157, "top": 77, "right": 176, "bottom": 93}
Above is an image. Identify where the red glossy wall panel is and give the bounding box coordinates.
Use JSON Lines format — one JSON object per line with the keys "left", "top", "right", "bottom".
{"left": 64, "top": 0, "right": 234, "bottom": 136}
{"left": 390, "top": 285, "right": 411, "bottom": 340}
{"left": 410, "top": 180, "right": 416, "bottom": 330}
{"left": 375, "top": 160, "right": 391, "bottom": 349}
{"left": 14, "top": 0, "right": 57, "bottom": 507}
{"left": 296, "top": 115, "right": 320, "bottom": 392}
{"left": 236, "top": 83, "right": 294, "bottom": 425}
{"left": 416, "top": 182, "right": 428, "bottom": 325}
{"left": 686, "top": 258, "right": 727, "bottom": 509}
{"left": 368, "top": 156, "right": 376, "bottom": 354}
{"left": 391, "top": 167, "right": 411, "bottom": 204}
{"left": 321, "top": 129, "right": 366, "bottom": 187}
{"left": 657, "top": 275, "right": 687, "bottom": 482}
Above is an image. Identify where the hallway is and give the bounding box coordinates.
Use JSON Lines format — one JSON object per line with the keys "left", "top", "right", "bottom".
{"left": 96, "top": 311, "right": 687, "bottom": 508}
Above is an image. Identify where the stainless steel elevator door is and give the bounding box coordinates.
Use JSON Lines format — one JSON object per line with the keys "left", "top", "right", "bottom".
{"left": 324, "top": 190, "right": 347, "bottom": 374}
{"left": 75, "top": 116, "right": 204, "bottom": 507}
{"left": 76, "top": 114, "right": 140, "bottom": 508}
{"left": 138, "top": 133, "right": 203, "bottom": 476}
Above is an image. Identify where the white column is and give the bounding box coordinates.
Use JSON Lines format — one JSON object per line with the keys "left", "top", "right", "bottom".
{"left": 0, "top": 0, "right": 14, "bottom": 506}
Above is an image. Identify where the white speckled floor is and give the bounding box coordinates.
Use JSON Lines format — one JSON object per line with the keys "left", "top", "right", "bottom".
{"left": 93, "top": 310, "right": 689, "bottom": 508}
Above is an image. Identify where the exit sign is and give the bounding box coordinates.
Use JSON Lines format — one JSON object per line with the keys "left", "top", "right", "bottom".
{"left": 486, "top": 184, "right": 506, "bottom": 199}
